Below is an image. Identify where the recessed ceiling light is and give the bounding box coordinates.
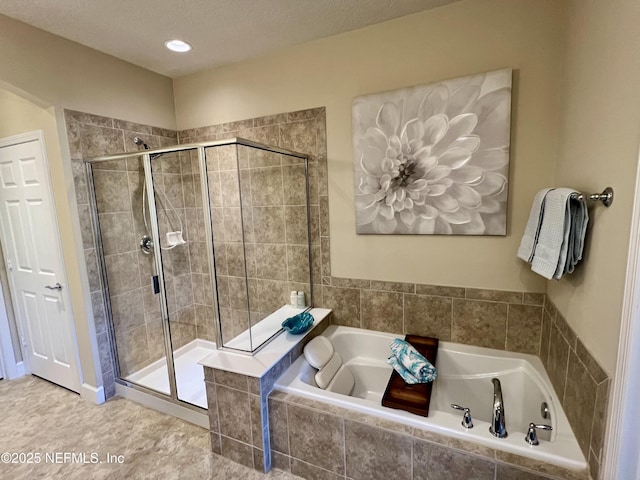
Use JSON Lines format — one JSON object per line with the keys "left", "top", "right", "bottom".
{"left": 164, "top": 39, "right": 192, "bottom": 53}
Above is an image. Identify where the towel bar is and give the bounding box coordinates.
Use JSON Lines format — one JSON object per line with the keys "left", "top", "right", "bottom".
{"left": 577, "top": 187, "right": 614, "bottom": 207}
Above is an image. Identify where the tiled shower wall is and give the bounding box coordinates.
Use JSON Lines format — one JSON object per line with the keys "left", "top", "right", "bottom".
{"left": 205, "top": 144, "right": 316, "bottom": 344}
{"left": 180, "top": 121, "right": 322, "bottom": 347}
{"left": 65, "top": 110, "right": 214, "bottom": 393}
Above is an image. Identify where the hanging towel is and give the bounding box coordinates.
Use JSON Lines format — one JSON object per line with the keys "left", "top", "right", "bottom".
{"left": 387, "top": 339, "right": 437, "bottom": 384}
{"left": 517, "top": 188, "right": 553, "bottom": 262}
{"left": 530, "top": 188, "right": 588, "bottom": 280}
{"left": 561, "top": 193, "right": 589, "bottom": 277}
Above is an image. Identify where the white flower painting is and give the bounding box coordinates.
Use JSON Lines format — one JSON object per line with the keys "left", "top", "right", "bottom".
{"left": 352, "top": 69, "right": 512, "bottom": 235}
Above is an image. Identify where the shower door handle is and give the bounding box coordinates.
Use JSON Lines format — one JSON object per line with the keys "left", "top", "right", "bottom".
{"left": 45, "top": 282, "right": 63, "bottom": 291}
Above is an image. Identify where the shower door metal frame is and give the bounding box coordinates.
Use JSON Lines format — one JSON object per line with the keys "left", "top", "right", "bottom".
{"left": 85, "top": 137, "right": 311, "bottom": 409}
{"left": 141, "top": 152, "right": 179, "bottom": 401}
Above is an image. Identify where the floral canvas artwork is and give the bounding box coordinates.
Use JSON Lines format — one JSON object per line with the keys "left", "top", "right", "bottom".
{"left": 352, "top": 69, "right": 512, "bottom": 235}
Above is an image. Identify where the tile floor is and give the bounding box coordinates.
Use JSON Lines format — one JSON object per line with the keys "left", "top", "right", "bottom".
{"left": 0, "top": 375, "right": 301, "bottom": 480}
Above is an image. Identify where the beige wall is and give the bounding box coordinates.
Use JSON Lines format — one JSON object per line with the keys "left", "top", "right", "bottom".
{"left": 0, "top": 14, "right": 175, "bottom": 130}
{"left": 0, "top": 13, "right": 177, "bottom": 390}
{"left": 0, "top": 87, "right": 98, "bottom": 386}
{"left": 548, "top": 0, "right": 640, "bottom": 375}
{"left": 174, "top": 0, "right": 565, "bottom": 293}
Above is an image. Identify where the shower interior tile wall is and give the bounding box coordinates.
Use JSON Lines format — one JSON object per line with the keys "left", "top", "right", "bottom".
{"left": 65, "top": 110, "right": 216, "bottom": 392}
{"left": 202, "top": 144, "right": 317, "bottom": 343}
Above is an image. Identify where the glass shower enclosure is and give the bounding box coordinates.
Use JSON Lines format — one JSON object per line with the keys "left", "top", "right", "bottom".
{"left": 85, "top": 138, "right": 313, "bottom": 411}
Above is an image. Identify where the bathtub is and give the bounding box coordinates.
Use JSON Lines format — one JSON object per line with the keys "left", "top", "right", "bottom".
{"left": 274, "top": 325, "right": 587, "bottom": 471}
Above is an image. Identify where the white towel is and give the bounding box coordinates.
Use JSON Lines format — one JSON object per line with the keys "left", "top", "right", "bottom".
{"left": 517, "top": 188, "right": 553, "bottom": 262}
{"left": 530, "top": 188, "right": 587, "bottom": 280}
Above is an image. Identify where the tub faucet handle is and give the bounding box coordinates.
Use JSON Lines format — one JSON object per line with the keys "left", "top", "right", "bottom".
{"left": 450, "top": 404, "right": 473, "bottom": 429}
{"left": 525, "top": 422, "right": 553, "bottom": 445}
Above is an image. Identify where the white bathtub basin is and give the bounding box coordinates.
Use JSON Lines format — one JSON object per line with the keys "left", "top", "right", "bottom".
{"left": 274, "top": 325, "right": 587, "bottom": 471}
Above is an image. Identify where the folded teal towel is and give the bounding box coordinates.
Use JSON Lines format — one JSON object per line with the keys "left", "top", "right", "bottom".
{"left": 387, "top": 338, "right": 437, "bottom": 384}
{"left": 387, "top": 355, "right": 421, "bottom": 384}
{"left": 281, "top": 311, "right": 314, "bottom": 334}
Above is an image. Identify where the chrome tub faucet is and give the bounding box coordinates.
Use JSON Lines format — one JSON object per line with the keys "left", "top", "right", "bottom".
{"left": 490, "top": 377, "right": 508, "bottom": 438}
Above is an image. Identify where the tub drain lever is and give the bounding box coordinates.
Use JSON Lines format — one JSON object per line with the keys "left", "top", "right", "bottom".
{"left": 525, "top": 422, "right": 552, "bottom": 445}
{"left": 450, "top": 404, "right": 473, "bottom": 429}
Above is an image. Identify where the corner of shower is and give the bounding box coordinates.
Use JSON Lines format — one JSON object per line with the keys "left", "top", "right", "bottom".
{"left": 83, "top": 137, "right": 313, "bottom": 424}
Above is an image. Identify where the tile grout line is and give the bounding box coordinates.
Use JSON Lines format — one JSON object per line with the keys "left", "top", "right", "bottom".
{"left": 505, "top": 303, "right": 510, "bottom": 350}
{"left": 342, "top": 417, "right": 347, "bottom": 479}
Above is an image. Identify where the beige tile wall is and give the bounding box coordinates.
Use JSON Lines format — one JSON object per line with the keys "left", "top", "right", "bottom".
{"left": 540, "top": 296, "right": 610, "bottom": 480}
{"left": 179, "top": 112, "right": 323, "bottom": 347}
{"left": 322, "top": 279, "right": 545, "bottom": 354}
{"left": 65, "top": 110, "right": 216, "bottom": 393}
{"left": 204, "top": 316, "right": 330, "bottom": 472}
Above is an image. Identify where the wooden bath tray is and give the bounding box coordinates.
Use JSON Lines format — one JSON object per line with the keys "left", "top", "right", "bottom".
{"left": 381, "top": 334, "right": 439, "bottom": 417}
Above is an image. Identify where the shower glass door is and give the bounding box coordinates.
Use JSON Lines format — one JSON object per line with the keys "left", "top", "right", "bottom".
{"left": 147, "top": 148, "right": 211, "bottom": 408}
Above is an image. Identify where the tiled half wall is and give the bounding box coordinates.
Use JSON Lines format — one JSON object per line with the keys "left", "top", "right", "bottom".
{"left": 204, "top": 318, "right": 330, "bottom": 472}
{"left": 268, "top": 390, "right": 591, "bottom": 480}
{"left": 541, "top": 297, "right": 610, "bottom": 480}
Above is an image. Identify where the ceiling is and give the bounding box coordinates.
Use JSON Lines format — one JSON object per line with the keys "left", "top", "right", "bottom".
{"left": 0, "top": 0, "right": 461, "bottom": 78}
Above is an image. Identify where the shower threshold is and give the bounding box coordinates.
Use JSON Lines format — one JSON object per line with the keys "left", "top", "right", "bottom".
{"left": 124, "top": 338, "right": 216, "bottom": 409}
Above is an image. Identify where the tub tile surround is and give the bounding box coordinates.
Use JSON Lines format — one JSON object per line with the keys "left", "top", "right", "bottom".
{"left": 540, "top": 296, "right": 611, "bottom": 480}
{"left": 203, "top": 312, "right": 330, "bottom": 472}
{"left": 321, "top": 278, "right": 544, "bottom": 355}
{"left": 268, "top": 391, "right": 589, "bottom": 480}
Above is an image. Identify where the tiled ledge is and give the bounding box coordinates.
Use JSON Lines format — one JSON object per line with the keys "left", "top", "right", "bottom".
{"left": 199, "top": 308, "right": 331, "bottom": 378}
{"left": 268, "top": 390, "right": 590, "bottom": 480}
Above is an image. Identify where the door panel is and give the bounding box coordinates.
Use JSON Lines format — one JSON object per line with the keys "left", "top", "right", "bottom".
{"left": 5, "top": 200, "right": 32, "bottom": 272}
{"left": 22, "top": 290, "right": 45, "bottom": 357}
{"left": 0, "top": 134, "right": 79, "bottom": 392}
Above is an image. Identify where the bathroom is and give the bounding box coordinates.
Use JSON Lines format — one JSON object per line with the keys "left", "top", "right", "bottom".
{"left": 0, "top": 0, "right": 639, "bottom": 479}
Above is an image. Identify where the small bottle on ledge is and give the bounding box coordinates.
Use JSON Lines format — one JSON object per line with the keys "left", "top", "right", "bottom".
{"left": 296, "top": 291, "right": 306, "bottom": 308}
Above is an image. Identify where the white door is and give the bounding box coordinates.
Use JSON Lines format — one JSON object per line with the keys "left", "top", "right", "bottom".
{"left": 0, "top": 131, "right": 80, "bottom": 392}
